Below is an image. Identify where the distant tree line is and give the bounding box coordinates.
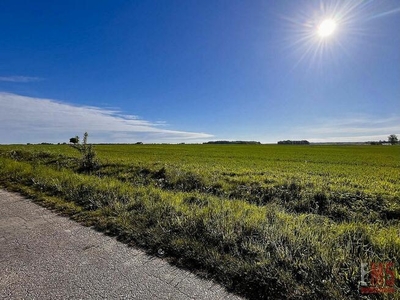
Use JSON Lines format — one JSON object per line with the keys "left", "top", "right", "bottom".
{"left": 370, "top": 134, "right": 398, "bottom": 145}
{"left": 203, "top": 141, "right": 261, "bottom": 145}
{"left": 370, "top": 141, "right": 388, "bottom": 145}
{"left": 277, "top": 140, "right": 310, "bottom": 145}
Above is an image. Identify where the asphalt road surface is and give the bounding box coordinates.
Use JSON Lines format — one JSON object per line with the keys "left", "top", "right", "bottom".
{"left": 0, "top": 189, "right": 243, "bottom": 300}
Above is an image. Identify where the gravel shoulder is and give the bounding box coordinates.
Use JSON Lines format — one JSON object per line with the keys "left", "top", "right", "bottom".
{"left": 0, "top": 189, "right": 243, "bottom": 300}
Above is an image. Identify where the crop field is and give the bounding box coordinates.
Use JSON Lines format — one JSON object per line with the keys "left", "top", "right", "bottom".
{"left": 0, "top": 144, "right": 399, "bottom": 299}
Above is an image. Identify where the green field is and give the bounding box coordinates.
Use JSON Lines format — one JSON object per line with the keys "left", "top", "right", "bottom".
{"left": 0, "top": 144, "right": 399, "bottom": 299}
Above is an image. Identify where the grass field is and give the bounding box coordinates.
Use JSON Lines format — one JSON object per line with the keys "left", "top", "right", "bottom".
{"left": 0, "top": 144, "right": 399, "bottom": 299}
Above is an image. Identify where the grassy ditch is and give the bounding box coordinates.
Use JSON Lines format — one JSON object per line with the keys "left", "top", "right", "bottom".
{"left": 4, "top": 148, "right": 400, "bottom": 224}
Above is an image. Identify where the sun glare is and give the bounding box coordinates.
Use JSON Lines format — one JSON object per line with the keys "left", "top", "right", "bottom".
{"left": 285, "top": 0, "right": 400, "bottom": 71}
{"left": 318, "top": 19, "right": 337, "bottom": 37}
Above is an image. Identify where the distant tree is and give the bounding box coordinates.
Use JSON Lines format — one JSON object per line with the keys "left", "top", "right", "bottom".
{"left": 69, "top": 136, "right": 79, "bottom": 144}
{"left": 388, "top": 134, "right": 398, "bottom": 145}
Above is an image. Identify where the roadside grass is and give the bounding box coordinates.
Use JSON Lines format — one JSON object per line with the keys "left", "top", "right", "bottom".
{"left": 3, "top": 147, "right": 399, "bottom": 223}
{"left": 0, "top": 148, "right": 399, "bottom": 299}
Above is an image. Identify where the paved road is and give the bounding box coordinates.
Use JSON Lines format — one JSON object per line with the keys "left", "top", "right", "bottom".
{"left": 0, "top": 189, "right": 243, "bottom": 300}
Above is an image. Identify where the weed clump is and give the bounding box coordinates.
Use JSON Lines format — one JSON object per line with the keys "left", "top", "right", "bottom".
{"left": 71, "top": 132, "right": 99, "bottom": 173}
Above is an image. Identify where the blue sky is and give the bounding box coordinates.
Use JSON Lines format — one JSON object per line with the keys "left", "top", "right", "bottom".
{"left": 1, "top": 0, "right": 399, "bottom": 144}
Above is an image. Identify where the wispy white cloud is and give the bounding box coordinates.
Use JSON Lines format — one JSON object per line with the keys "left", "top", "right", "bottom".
{"left": 294, "top": 115, "right": 400, "bottom": 142}
{"left": 0, "top": 92, "right": 213, "bottom": 144}
{"left": 0, "top": 76, "right": 42, "bottom": 83}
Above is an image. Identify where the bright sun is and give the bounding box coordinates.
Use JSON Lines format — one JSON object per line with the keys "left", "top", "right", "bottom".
{"left": 317, "top": 19, "right": 337, "bottom": 37}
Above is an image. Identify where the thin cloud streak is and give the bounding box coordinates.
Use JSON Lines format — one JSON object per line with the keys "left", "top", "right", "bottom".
{"left": 0, "top": 92, "right": 213, "bottom": 144}
{"left": 0, "top": 76, "right": 42, "bottom": 83}
{"left": 295, "top": 115, "right": 400, "bottom": 142}
{"left": 309, "top": 135, "right": 395, "bottom": 143}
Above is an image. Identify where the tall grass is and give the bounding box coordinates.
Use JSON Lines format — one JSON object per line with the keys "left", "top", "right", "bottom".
{"left": 0, "top": 150, "right": 399, "bottom": 299}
